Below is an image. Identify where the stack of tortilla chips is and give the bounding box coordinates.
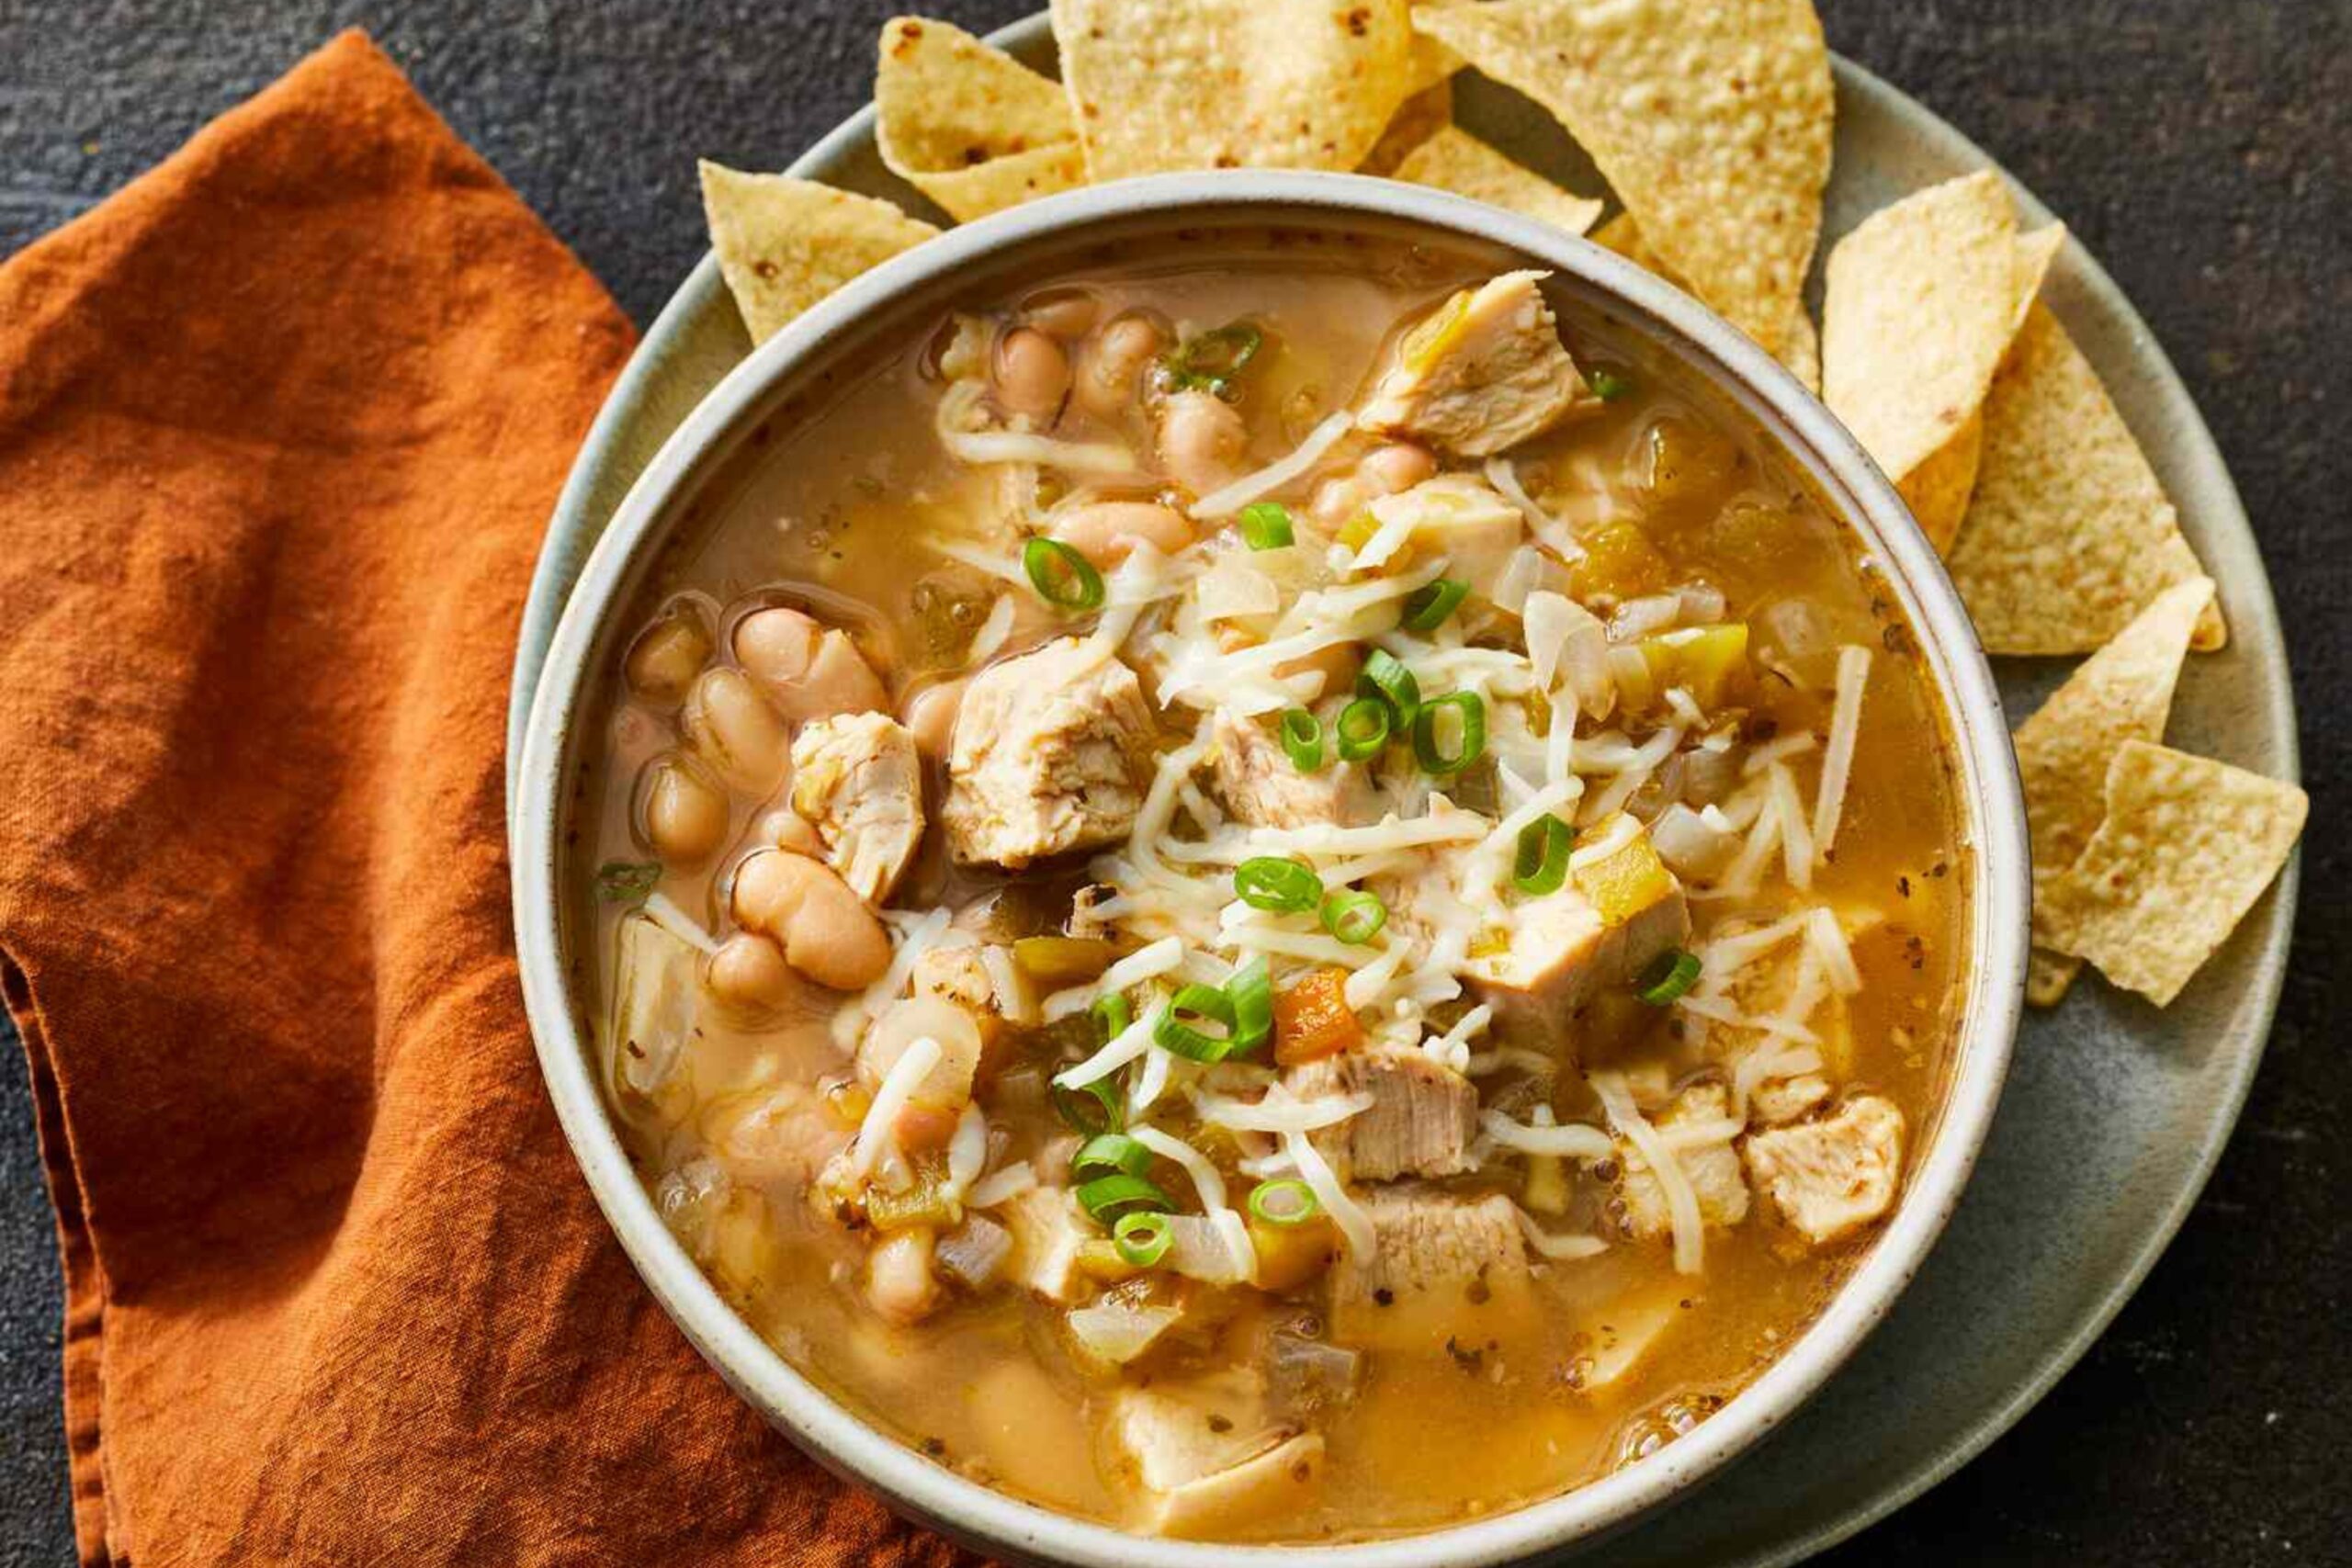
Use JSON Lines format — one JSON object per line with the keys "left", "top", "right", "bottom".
{"left": 687, "top": 0, "right": 2302, "bottom": 1013}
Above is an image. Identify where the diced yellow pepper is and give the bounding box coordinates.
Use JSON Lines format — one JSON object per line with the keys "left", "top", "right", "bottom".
{"left": 1249, "top": 1211, "right": 1340, "bottom": 1292}
{"left": 1399, "top": 288, "right": 1472, "bottom": 372}
{"left": 1574, "top": 823, "right": 1675, "bottom": 927}
{"left": 1637, "top": 623, "right": 1750, "bottom": 709}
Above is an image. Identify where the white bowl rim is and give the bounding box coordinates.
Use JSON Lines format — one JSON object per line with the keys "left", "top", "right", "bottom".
{"left": 511, "top": 170, "right": 2030, "bottom": 1567}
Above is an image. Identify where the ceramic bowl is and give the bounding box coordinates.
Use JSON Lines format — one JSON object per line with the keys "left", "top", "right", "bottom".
{"left": 510, "top": 171, "right": 2030, "bottom": 1567}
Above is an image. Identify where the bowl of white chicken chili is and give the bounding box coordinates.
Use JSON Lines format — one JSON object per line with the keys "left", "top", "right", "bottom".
{"left": 511, "top": 173, "right": 2028, "bottom": 1565}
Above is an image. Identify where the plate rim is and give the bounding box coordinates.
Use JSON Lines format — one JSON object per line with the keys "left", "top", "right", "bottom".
{"left": 501, "top": 20, "right": 2301, "bottom": 1565}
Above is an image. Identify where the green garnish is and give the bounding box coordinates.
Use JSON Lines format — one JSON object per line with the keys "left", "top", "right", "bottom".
{"left": 1227, "top": 956, "right": 1273, "bottom": 1056}
{"left": 1247, "top": 1177, "right": 1321, "bottom": 1228}
{"left": 1153, "top": 963, "right": 1273, "bottom": 1062}
{"left": 1319, "top": 888, "right": 1388, "bottom": 946}
{"left": 1400, "top": 577, "right": 1470, "bottom": 633}
{"left": 1356, "top": 649, "right": 1421, "bottom": 730}
{"left": 1022, "top": 536, "right": 1105, "bottom": 611}
{"left": 1238, "top": 502, "right": 1295, "bottom": 550}
{"left": 1091, "top": 991, "right": 1133, "bottom": 1043}
{"left": 1113, "top": 1210, "right": 1174, "bottom": 1267}
{"left": 1071, "top": 1132, "right": 1154, "bottom": 1181}
{"left": 596, "top": 860, "right": 663, "bottom": 904}
{"left": 1412, "top": 690, "right": 1487, "bottom": 774}
{"left": 1051, "top": 1077, "right": 1124, "bottom": 1137}
{"left": 1234, "top": 857, "right": 1323, "bottom": 914}
{"left": 1635, "top": 948, "right": 1702, "bottom": 1006}
{"left": 1336, "top": 696, "right": 1391, "bottom": 761}
{"left": 1077, "top": 1172, "right": 1174, "bottom": 1224}
{"left": 1511, "top": 815, "right": 1575, "bottom": 896}
{"left": 1159, "top": 321, "right": 1264, "bottom": 400}
{"left": 1280, "top": 708, "right": 1327, "bottom": 773}
{"left": 1589, "top": 366, "right": 1634, "bottom": 402}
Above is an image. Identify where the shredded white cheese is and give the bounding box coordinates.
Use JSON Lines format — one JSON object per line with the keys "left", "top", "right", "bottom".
{"left": 850, "top": 1034, "right": 942, "bottom": 1182}
{"left": 1515, "top": 1208, "right": 1611, "bottom": 1260}
{"left": 1814, "top": 644, "right": 1872, "bottom": 853}
{"left": 1189, "top": 412, "right": 1354, "bottom": 518}
{"left": 1591, "top": 1070, "right": 1705, "bottom": 1275}
{"left": 1042, "top": 935, "right": 1185, "bottom": 1022}
{"left": 1283, "top": 1126, "right": 1373, "bottom": 1258}
{"left": 965, "top": 1161, "right": 1037, "bottom": 1210}
{"left": 1478, "top": 1111, "right": 1615, "bottom": 1159}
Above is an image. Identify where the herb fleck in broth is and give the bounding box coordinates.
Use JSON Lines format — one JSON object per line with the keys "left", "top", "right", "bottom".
{"left": 573, "top": 235, "right": 1966, "bottom": 1542}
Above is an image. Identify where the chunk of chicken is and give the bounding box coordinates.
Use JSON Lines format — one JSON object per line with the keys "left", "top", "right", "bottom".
{"left": 910, "top": 941, "right": 1012, "bottom": 1059}
{"left": 788, "top": 711, "right": 926, "bottom": 903}
{"left": 1463, "top": 831, "right": 1689, "bottom": 1050}
{"left": 941, "top": 637, "right": 1156, "bottom": 869}
{"left": 999, "top": 1185, "right": 1094, "bottom": 1303}
{"left": 1287, "top": 1045, "right": 1476, "bottom": 1180}
{"left": 1351, "top": 476, "right": 1528, "bottom": 600}
{"left": 1106, "top": 1370, "right": 1325, "bottom": 1539}
{"left": 1356, "top": 271, "right": 1592, "bottom": 457}
{"left": 1611, "top": 1082, "right": 1750, "bottom": 1241}
{"left": 1743, "top": 1095, "right": 1906, "bottom": 1246}
{"left": 1328, "top": 1187, "right": 1536, "bottom": 1352}
{"left": 1205, "top": 707, "right": 1373, "bottom": 830}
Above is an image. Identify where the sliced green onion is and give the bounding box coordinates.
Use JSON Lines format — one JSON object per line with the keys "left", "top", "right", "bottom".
{"left": 1051, "top": 1077, "right": 1124, "bottom": 1137}
{"left": 1072, "top": 1132, "right": 1153, "bottom": 1181}
{"left": 1161, "top": 321, "right": 1264, "bottom": 399}
{"left": 1113, "top": 1210, "right": 1174, "bottom": 1267}
{"left": 1279, "top": 708, "right": 1327, "bottom": 773}
{"left": 1400, "top": 577, "right": 1470, "bottom": 633}
{"left": 596, "top": 859, "right": 662, "bottom": 903}
{"left": 1156, "top": 982, "right": 1242, "bottom": 1061}
{"left": 1512, "top": 815, "right": 1575, "bottom": 896}
{"left": 1248, "top": 1177, "right": 1322, "bottom": 1228}
{"left": 1635, "top": 948, "right": 1702, "bottom": 1006}
{"left": 1238, "top": 502, "right": 1295, "bottom": 550}
{"left": 1091, "top": 991, "right": 1133, "bottom": 1043}
{"left": 1589, "top": 366, "right": 1634, "bottom": 402}
{"left": 1022, "top": 536, "right": 1104, "bottom": 611}
{"left": 1227, "top": 956, "right": 1273, "bottom": 1055}
{"left": 1234, "top": 856, "right": 1323, "bottom": 913}
{"left": 1336, "top": 696, "right": 1391, "bottom": 761}
{"left": 1319, "top": 888, "right": 1388, "bottom": 946}
{"left": 1357, "top": 649, "right": 1421, "bottom": 730}
{"left": 1412, "top": 690, "right": 1487, "bottom": 774}
{"left": 1077, "top": 1172, "right": 1173, "bottom": 1223}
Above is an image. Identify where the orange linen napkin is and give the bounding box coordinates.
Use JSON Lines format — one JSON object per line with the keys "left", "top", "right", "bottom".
{"left": 0, "top": 31, "right": 969, "bottom": 1568}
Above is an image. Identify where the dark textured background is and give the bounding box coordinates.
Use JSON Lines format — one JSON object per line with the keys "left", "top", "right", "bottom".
{"left": 1, "top": 1, "right": 2344, "bottom": 1562}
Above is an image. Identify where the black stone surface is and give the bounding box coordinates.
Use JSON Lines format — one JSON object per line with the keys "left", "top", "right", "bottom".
{"left": 0, "top": 2, "right": 2343, "bottom": 1562}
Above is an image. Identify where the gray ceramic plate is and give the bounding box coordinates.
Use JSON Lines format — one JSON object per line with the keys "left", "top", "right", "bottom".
{"left": 503, "top": 18, "right": 2300, "bottom": 1565}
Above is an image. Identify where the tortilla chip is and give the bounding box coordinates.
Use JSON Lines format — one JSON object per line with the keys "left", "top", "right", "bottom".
{"left": 1946, "top": 304, "right": 2225, "bottom": 654}
{"left": 1401, "top": 30, "right": 1464, "bottom": 96}
{"left": 2015, "top": 575, "right": 2215, "bottom": 1006}
{"left": 1415, "top": 0, "right": 1832, "bottom": 355}
{"left": 699, "top": 164, "right": 941, "bottom": 346}
{"left": 2025, "top": 949, "right": 2080, "bottom": 1009}
{"left": 2039, "top": 742, "right": 2305, "bottom": 1007}
{"left": 1050, "top": 0, "right": 1415, "bottom": 178}
{"left": 875, "top": 17, "right": 1086, "bottom": 221}
{"left": 1899, "top": 412, "right": 1983, "bottom": 554}
{"left": 1392, "top": 125, "right": 1602, "bottom": 236}
{"left": 1823, "top": 172, "right": 2018, "bottom": 488}
{"left": 1590, "top": 214, "right": 1818, "bottom": 392}
{"left": 1359, "top": 79, "right": 1454, "bottom": 177}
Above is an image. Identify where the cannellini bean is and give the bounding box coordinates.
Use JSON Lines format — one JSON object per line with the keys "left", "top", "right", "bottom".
{"left": 1022, "top": 288, "right": 1100, "bottom": 338}
{"left": 867, "top": 1228, "right": 941, "bottom": 1325}
{"left": 624, "top": 605, "right": 713, "bottom": 704}
{"left": 1310, "top": 441, "right": 1437, "bottom": 526}
{"left": 1048, "top": 501, "right": 1195, "bottom": 570}
{"left": 893, "top": 1102, "right": 961, "bottom": 1156}
{"left": 1157, "top": 389, "right": 1248, "bottom": 497}
{"left": 992, "top": 327, "right": 1071, "bottom": 421}
{"left": 902, "top": 678, "right": 967, "bottom": 761}
{"left": 706, "top": 931, "right": 800, "bottom": 1013}
{"left": 639, "top": 753, "right": 729, "bottom": 864}
{"left": 732, "top": 606, "right": 889, "bottom": 724}
{"left": 1074, "top": 313, "right": 1163, "bottom": 418}
{"left": 732, "top": 849, "right": 891, "bottom": 990}
{"left": 682, "top": 666, "right": 787, "bottom": 794}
